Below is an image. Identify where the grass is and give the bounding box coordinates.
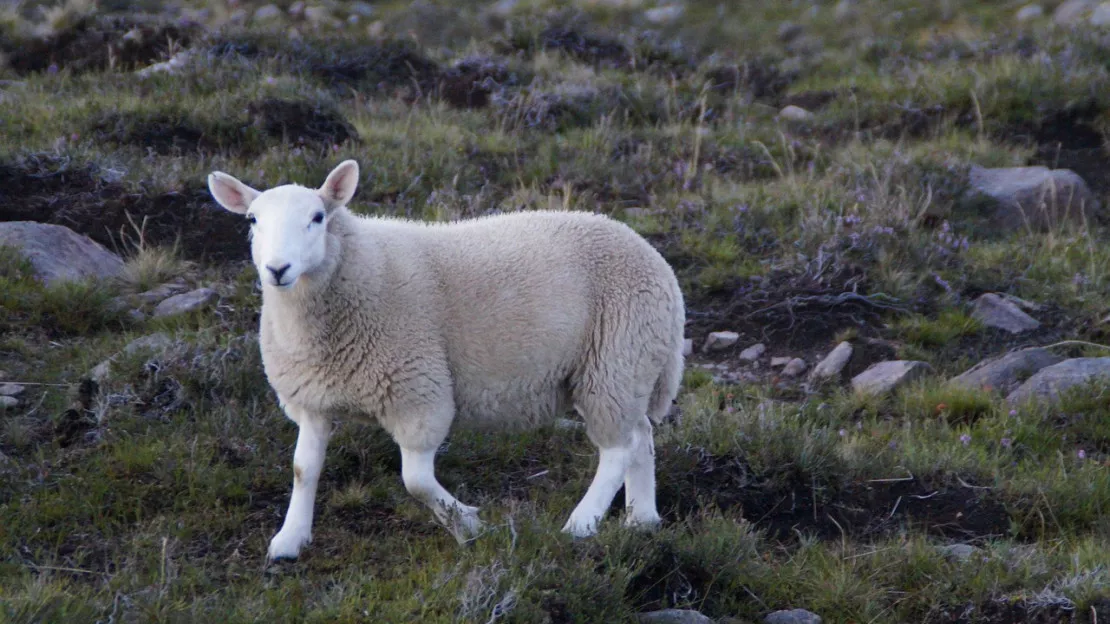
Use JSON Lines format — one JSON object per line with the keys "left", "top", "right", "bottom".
{"left": 2, "top": 0, "right": 1110, "bottom": 623}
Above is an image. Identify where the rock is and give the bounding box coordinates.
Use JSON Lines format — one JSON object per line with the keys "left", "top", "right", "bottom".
{"left": 1007, "top": 357, "right": 1110, "bottom": 405}
{"left": 89, "top": 333, "right": 177, "bottom": 383}
{"left": 771, "top": 357, "right": 793, "bottom": 368}
{"left": 834, "top": 0, "right": 858, "bottom": 22}
{"left": 152, "top": 288, "right": 217, "bottom": 318}
{"left": 253, "top": 4, "right": 283, "bottom": 21}
{"left": 810, "top": 341, "right": 853, "bottom": 381}
{"left": 136, "top": 50, "right": 194, "bottom": 77}
{"left": 0, "top": 383, "right": 25, "bottom": 397}
{"left": 938, "top": 543, "right": 980, "bottom": 562}
{"left": 0, "top": 396, "right": 18, "bottom": 409}
{"left": 778, "top": 105, "right": 814, "bottom": 121}
{"left": 0, "top": 221, "right": 125, "bottom": 286}
{"left": 136, "top": 282, "right": 190, "bottom": 306}
{"left": 971, "top": 293, "right": 1040, "bottom": 334}
{"left": 304, "top": 6, "right": 335, "bottom": 24}
{"left": 288, "top": 1, "right": 306, "bottom": 18}
{"left": 637, "top": 609, "right": 714, "bottom": 624}
{"left": 852, "top": 361, "right": 933, "bottom": 396}
{"left": 738, "top": 343, "right": 767, "bottom": 362}
{"left": 682, "top": 338, "right": 694, "bottom": 357}
{"left": 948, "top": 348, "right": 1063, "bottom": 395}
{"left": 782, "top": 358, "right": 808, "bottom": 378}
{"left": 704, "top": 331, "right": 740, "bottom": 353}
{"left": 777, "top": 21, "right": 804, "bottom": 42}
{"left": 349, "top": 1, "right": 375, "bottom": 17}
{"left": 1091, "top": 2, "right": 1110, "bottom": 24}
{"left": 491, "top": 0, "right": 520, "bottom": 15}
{"left": 1054, "top": 0, "right": 1094, "bottom": 24}
{"left": 964, "top": 165, "right": 1099, "bottom": 232}
{"left": 555, "top": 418, "right": 584, "bottom": 431}
{"left": 765, "top": 609, "right": 822, "bottom": 624}
{"left": 644, "top": 5, "right": 684, "bottom": 24}
{"left": 1016, "top": 4, "right": 1044, "bottom": 21}
{"left": 228, "top": 8, "right": 248, "bottom": 24}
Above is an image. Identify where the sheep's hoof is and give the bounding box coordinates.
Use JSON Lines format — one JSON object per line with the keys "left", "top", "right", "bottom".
{"left": 442, "top": 505, "right": 484, "bottom": 545}
{"left": 267, "top": 529, "right": 311, "bottom": 561}
{"left": 623, "top": 512, "right": 663, "bottom": 532}
{"left": 560, "top": 516, "right": 600, "bottom": 539}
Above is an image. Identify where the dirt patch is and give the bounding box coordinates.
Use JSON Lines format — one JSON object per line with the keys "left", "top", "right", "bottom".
{"left": 3, "top": 15, "right": 197, "bottom": 75}
{"left": 624, "top": 539, "right": 723, "bottom": 614}
{"left": 926, "top": 600, "right": 1091, "bottom": 624}
{"left": 89, "top": 112, "right": 211, "bottom": 155}
{"left": 0, "top": 154, "right": 249, "bottom": 264}
{"left": 704, "top": 59, "right": 796, "bottom": 102}
{"left": 531, "top": 26, "right": 631, "bottom": 68}
{"left": 247, "top": 98, "right": 360, "bottom": 147}
{"left": 655, "top": 449, "right": 1013, "bottom": 544}
{"left": 439, "top": 56, "right": 520, "bottom": 109}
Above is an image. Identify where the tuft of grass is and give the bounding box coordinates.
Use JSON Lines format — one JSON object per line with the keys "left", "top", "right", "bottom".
{"left": 892, "top": 308, "right": 983, "bottom": 348}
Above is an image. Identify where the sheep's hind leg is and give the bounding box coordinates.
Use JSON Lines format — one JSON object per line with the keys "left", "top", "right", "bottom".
{"left": 622, "top": 416, "right": 662, "bottom": 530}
{"left": 562, "top": 444, "right": 633, "bottom": 538}
{"left": 400, "top": 447, "right": 484, "bottom": 544}
{"left": 268, "top": 408, "right": 331, "bottom": 561}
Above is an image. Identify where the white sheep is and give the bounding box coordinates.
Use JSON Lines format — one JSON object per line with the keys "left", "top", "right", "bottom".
{"left": 206, "top": 160, "right": 686, "bottom": 560}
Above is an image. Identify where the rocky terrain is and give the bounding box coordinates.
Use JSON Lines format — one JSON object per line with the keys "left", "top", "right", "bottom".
{"left": 2, "top": 1, "right": 1110, "bottom": 622}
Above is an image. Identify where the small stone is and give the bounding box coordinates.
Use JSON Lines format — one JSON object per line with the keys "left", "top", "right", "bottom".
{"left": 228, "top": 8, "right": 248, "bottom": 23}
{"left": 253, "top": 4, "right": 282, "bottom": 21}
{"left": 777, "top": 21, "right": 804, "bottom": 42}
{"left": 288, "top": 1, "right": 306, "bottom": 18}
{"left": 637, "top": 609, "right": 714, "bottom": 624}
{"left": 938, "top": 543, "right": 980, "bottom": 562}
{"left": 971, "top": 293, "right": 1040, "bottom": 334}
{"left": 1016, "top": 4, "right": 1044, "bottom": 21}
{"left": 771, "top": 357, "right": 793, "bottom": 368}
{"left": 765, "top": 609, "right": 822, "bottom": 624}
{"left": 703, "top": 331, "right": 740, "bottom": 353}
{"left": 122, "top": 333, "right": 174, "bottom": 356}
{"left": 948, "top": 348, "right": 1063, "bottom": 395}
{"left": 0, "top": 383, "right": 25, "bottom": 397}
{"left": 810, "top": 341, "right": 853, "bottom": 382}
{"left": 555, "top": 418, "right": 584, "bottom": 431}
{"left": 127, "top": 309, "right": 147, "bottom": 323}
{"left": 1007, "top": 357, "right": 1110, "bottom": 406}
{"left": 1054, "top": 0, "right": 1094, "bottom": 24}
{"left": 834, "top": 0, "right": 858, "bottom": 22}
{"left": 136, "top": 282, "right": 190, "bottom": 306}
{"left": 0, "top": 396, "right": 18, "bottom": 409}
{"left": 349, "top": 1, "right": 375, "bottom": 17}
{"left": 738, "top": 343, "right": 767, "bottom": 362}
{"left": 778, "top": 105, "right": 814, "bottom": 121}
{"left": 644, "top": 5, "right": 684, "bottom": 24}
{"left": 963, "top": 165, "right": 1099, "bottom": 232}
{"left": 304, "top": 5, "right": 334, "bottom": 24}
{"left": 782, "top": 358, "right": 808, "bottom": 378}
{"left": 1091, "top": 2, "right": 1110, "bottom": 24}
{"left": 491, "top": 0, "right": 519, "bottom": 16}
{"left": 852, "top": 361, "right": 933, "bottom": 396}
{"left": 682, "top": 338, "right": 694, "bottom": 357}
{"left": 152, "top": 288, "right": 217, "bottom": 318}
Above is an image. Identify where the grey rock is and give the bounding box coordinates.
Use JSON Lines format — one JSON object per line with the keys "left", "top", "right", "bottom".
{"left": 1016, "top": 4, "right": 1044, "bottom": 21}
{"left": 765, "top": 609, "right": 822, "bottom": 624}
{"left": 971, "top": 293, "right": 1041, "bottom": 334}
{"left": 810, "top": 341, "right": 853, "bottom": 381}
{"left": 89, "top": 333, "right": 177, "bottom": 383}
{"left": 1054, "top": 0, "right": 1094, "bottom": 24}
{"left": 350, "top": 1, "right": 375, "bottom": 17}
{"left": 704, "top": 331, "right": 740, "bottom": 353}
{"left": 555, "top": 418, "right": 584, "bottom": 431}
{"left": 288, "top": 1, "right": 306, "bottom": 18}
{"left": 852, "top": 361, "right": 933, "bottom": 396}
{"left": 834, "top": 0, "right": 858, "bottom": 22}
{"left": 304, "top": 6, "right": 334, "bottom": 24}
{"left": 683, "top": 338, "right": 694, "bottom": 357}
{"left": 964, "top": 165, "right": 1099, "bottom": 232}
{"left": 948, "top": 348, "right": 1063, "bottom": 395}
{"left": 0, "top": 396, "right": 18, "bottom": 409}
{"left": 1007, "top": 357, "right": 1110, "bottom": 405}
{"left": 738, "top": 343, "right": 767, "bottom": 362}
{"left": 939, "top": 543, "right": 980, "bottom": 562}
{"left": 1091, "top": 2, "right": 1110, "bottom": 24}
{"left": 777, "top": 21, "right": 804, "bottom": 42}
{"left": 152, "top": 288, "right": 217, "bottom": 318}
{"left": 771, "top": 356, "right": 793, "bottom": 368}
{"left": 0, "top": 221, "right": 125, "bottom": 286}
{"left": 782, "top": 358, "right": 808, "bottom": 378}
{"left": 644, "top": 5, "right": 684, "bottom": 24}
{"left": 253, "top": 4, "right": 282, "bottom": 21}
{"left": 0, "top": 383, "right": 25, "bottom": 397}
{"left": 136, "top": 282, "right": 190, "bottom": 306}
{"left": 778, "top": 105, "right": 814, "bottom": 121}
{"left": 637, "top": 609, "right": 714, "bottom": 624}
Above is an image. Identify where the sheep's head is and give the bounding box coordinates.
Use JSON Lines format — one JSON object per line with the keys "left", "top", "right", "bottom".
{"left": 207, "top": 160, "right": 360, "bottom": 291}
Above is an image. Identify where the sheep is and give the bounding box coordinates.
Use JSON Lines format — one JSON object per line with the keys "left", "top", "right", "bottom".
{"left": 206, "top": 160, "right": 686, "bottom": 561}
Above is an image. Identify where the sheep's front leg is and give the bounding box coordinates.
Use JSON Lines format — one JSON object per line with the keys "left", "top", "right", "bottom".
{"left": 400, "top": 447, "right": 484, "bottom": 544}
{"left": 268, "top": 411, "right": 331, "bottom": 561}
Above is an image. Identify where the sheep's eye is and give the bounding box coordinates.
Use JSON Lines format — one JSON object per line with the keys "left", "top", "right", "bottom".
{"left": 312, "top": 212, "right": 325, "bottom": 224}
{"left": 246, "top": 214, "right": 257, "bottom": 225}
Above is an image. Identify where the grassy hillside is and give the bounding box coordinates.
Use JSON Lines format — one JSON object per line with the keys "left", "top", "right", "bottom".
{"left": 2, "top": 1, "right": 1110, "bottom": 622}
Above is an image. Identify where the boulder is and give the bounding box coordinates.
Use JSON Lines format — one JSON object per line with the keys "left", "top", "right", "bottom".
{"left": 852, "top": 361, "right": 933, "bottom": 396}
{"left": 0, "top": 221, "right": 125, "bottom": 286}
{"left": 963, "top": 165, "right": 1099, "bottom": 232}
{"left": 1054, "top": 0, "right": 1094, "bottom": 24}
{"left": 948, "top": 348, "right": 1063, "bottom": 395}
{"left": 152, "top": 288, "right": 218, "bottom": 318}
{"left": 1007, "top": 357, "right": 1110, "bottom": 405}
{"left": 971, "top": 293, "right": 1040, "bottom": 334}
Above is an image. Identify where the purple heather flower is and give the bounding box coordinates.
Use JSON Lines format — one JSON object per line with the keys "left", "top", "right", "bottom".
{"left": 838, "top": 429, "right": 847, "bottom": 437}
{"left": 960, "top": 434, "right": 971, "bottom": 446}
{"left": 1009, "top": 409, "right": 1017, "bottom": 417}
{"left": 1078, "top": 449, "right": 1087, "bottom": 460}
{"left": 1000, "top": 437, "right": 1012, "bottom": 448}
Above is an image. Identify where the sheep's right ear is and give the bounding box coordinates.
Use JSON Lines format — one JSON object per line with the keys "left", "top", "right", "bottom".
{"left": 207, "top": 171, "right": 261, "bottom": 215}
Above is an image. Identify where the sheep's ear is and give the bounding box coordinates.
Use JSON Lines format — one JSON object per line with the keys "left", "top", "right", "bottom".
{"left": 207, "top": 171, "right": 261, "bottom": 215}
{"left": 318, "top": 159, "right": 359, "bottom": 211}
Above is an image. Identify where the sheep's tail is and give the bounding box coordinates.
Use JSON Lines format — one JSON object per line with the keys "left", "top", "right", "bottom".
{"left": 647, "top": 310, "right": 685, "bottom": 425}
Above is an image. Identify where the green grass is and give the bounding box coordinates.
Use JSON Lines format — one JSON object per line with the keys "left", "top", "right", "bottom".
{"left": 2, "top": 0, "right": 1110, "bottom": 622}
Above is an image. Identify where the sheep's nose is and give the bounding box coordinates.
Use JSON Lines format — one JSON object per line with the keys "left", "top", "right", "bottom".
{"left": 266, "top": 263, "right": 291, "bottom": 282}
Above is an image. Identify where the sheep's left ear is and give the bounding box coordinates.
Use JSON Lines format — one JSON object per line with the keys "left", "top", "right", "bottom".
{"left": 319, "top": 159, "right": 359, "bottom": 212}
